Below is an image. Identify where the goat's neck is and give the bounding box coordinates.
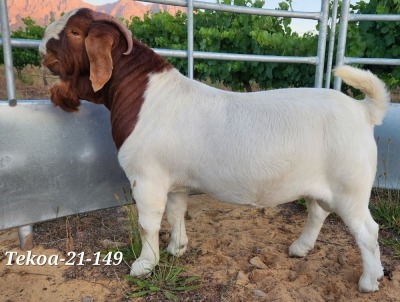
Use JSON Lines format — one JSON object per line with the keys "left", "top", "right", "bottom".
{"left": 105, "top": 41, "right": 172, "bottom": 150}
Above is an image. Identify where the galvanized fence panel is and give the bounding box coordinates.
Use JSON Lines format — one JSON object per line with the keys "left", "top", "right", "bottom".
{"left": 334, "top": 0, "right": 400, "bottom": 90}
{"left": 141, "top": 0, "right": 330, "bottom": 87}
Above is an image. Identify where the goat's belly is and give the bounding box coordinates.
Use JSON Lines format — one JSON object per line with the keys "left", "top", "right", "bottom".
{"left": 193, "top": 175, "right": 319, "bottom": 208}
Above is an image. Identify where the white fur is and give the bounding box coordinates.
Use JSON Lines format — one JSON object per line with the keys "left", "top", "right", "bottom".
{"left": 39, "top": 9, "right": 79, "bottom": 56}
{"left": 118, "top": 66, "right": 389, "bottom": 292}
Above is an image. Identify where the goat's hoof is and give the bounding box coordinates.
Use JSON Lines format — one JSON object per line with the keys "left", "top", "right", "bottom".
{"left": 130, "top": 259, "right": 155, "bottom": 277}
{"left": 358, "top": 274, "right": 380, "bottom": 293}
{"left": 288, "top": 240, "right": 310, "bottom": 257}
{"left": 167, "top": 243, "right": 187, "bottom": 257}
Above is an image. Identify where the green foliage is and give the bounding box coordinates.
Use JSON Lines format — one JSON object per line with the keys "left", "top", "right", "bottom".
{"left": 371, "top": 189, "right": 400, "bottom": 235}
{"left": 348, "top": 0, "right": 400, "bottom": 88}
{"left": 113, "top": 189, "right": 142, "bottom": 259}
{"left": 370, "top": 188, "right": 400, "bottom": 258}
{"left": 127, "top": 0, "right": 318, "bottom": 91}
{"left": 0, "top": 17, "right": 45, "bottom": 75}
{"left": 125, "top": 261, "right": 201, "bottom": 300}
{"left": 4, "top": 0, "right": 400, "bottom": 91}
{"left": 194, "top": 0, "right": 318, "bottom": 90}
{"left": 128, "top": 11, "right": 188, "bottom": 73}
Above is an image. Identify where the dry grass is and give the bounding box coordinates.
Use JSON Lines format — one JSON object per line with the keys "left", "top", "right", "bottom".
{"left": 0, "top": 65, "right": 58, "bottom": 100}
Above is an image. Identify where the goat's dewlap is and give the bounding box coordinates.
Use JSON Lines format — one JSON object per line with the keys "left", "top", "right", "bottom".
{"left": 39, "top": 9, "right": 79, "bottom": 56}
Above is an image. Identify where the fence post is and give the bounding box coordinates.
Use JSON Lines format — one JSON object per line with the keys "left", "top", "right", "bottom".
{"left": 333, "top": 0, "right": 351, "bottom": 90}
{"left": 0, "top": 0, "right": 16, "bottom": 103}
{"left": 187, "top": 0, "right": 194, "bottom": 79}
{"left": 314, "top": 0, "right": 330, "bottom": 88}
{"left": 324, "top": 0, "right": 339, "bottom": 88}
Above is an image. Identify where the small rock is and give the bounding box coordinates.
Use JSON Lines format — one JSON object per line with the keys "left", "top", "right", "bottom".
{"left": 249, "top": 269, "right": 268, "bottom": 283}
{"left": 288, "top": 271, "right": 298, "bottom": 282}
{"left": 337, "top": 254, "right": 346, "bottom": 266}
{"left": 101, "top": 239, "right": 125, "bottom": 249}
{"left": 249, "top": 256, "right": 268, "bottom": 269}
{"left": 235, "top": 270, "right": 249, "bottom": 286}
{"left": 253, "top": 289, "right": 267, "bottom": 298}
{"left": 82, "top": 297, "right": 93, "bottom": 302}
{"left": 263, "top": 253, "right": 280, "bottom": 269}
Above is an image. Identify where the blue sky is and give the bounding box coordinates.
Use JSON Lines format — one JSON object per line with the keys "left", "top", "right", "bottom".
{"left": 83, "top": 0, "right": 360, "bottom": 34}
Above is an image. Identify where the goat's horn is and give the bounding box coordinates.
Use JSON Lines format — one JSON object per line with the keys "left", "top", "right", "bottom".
{"left": 90, "top": 11, "right": 133, "bottom": 55}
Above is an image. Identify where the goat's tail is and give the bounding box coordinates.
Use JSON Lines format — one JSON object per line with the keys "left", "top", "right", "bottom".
{"left": 334, "top": 65, "right": 390, "bottom": 125}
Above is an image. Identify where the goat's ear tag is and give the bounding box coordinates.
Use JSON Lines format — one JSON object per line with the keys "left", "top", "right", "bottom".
{"left": 85, "top": 34, "right": 113, "bottom": 92}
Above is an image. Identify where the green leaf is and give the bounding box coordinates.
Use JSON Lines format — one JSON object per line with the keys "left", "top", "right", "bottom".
{"left": 163, "top": 290, "right": 179, "bottom": 301}
{"left": 127, "top": 290, "right": 153, "bottom": 298}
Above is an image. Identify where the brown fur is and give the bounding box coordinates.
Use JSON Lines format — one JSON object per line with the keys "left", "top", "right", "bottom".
{"left": 42, "top": 8, "right": 172, "bottom": 149}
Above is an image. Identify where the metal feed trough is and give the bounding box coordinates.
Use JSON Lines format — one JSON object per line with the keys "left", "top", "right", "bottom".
{"left": 0, "top": 101, "right": 130, "bottom": 248}
{"left": 1, "top": 0, "right": 400, "bottom": 250}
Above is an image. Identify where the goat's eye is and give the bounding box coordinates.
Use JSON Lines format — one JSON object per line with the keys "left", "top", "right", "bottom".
{"left": 71, "top": 30, "right": 80, "bottom": 36}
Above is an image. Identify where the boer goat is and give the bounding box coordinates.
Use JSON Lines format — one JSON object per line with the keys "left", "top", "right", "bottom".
{"left": 39, "top": 8, "right": 389, "bottom": 292}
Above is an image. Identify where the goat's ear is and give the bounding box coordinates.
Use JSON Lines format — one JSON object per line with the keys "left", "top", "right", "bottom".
{"left": 85, "top": 28, "right": 114, "bottom": 92}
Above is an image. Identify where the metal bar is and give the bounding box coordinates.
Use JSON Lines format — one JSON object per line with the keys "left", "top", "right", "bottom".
{"left": 192, "top": 51, "right": 317, "bottom": 64}
{"left": 0, "top": 0, "right": 16, "bottom": 102}
{"left": 314, "top": 0, "right": 329, "bottom": 88}
{"left": 142, "top": 0, "right": 322, "bottom": 20}
{"left": 344, "top": 57, "right": 400, "bottom": 65}
{"left": 187, "top": 0, "right": 194, "bottom": 79}
{"left": 333, "top": 0, "right": 350, "bottom": 90}
{"left": 0, "top": 40, "right": 319, "bottom": 65}
{"left": 154, "top": 48, "right": 317, "bottom": 64}
{"left": 18, "top": 225, "right": 34, "bottom": 250}
{"left": 325, "top": 0, "right": 339, "bottom": 88}
{"left": 0, "top": 99, "right": 51, "bottom": 105}
{"left": 349, "top": 14, "right": 400, "bottom": 22}
{"left": 0, "top": 38, "right": 41, "bottom": 48}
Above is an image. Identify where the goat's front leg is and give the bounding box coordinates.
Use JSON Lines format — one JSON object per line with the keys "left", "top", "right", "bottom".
{"left": 166, "top": 192, "right": 189, "bottom": 257}
{"left": 130, "top": 183, "right": 167, "bottom": 277}
{"left": 289, "top": 198, "right": 330, "bottom": 257}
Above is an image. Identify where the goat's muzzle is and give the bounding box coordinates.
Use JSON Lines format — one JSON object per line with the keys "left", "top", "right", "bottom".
{"left": 41, "top": 53, "right": 61, "bottom": 76}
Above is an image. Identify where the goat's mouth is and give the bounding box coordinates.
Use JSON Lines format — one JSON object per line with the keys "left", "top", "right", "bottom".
{"left": 41, "top": 58, "right": 61, "bottom": 76}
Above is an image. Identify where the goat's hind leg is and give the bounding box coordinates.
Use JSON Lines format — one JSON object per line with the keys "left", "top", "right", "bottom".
{"left": 166, "top": 192, "right": 189, "bottom": 257}
{"left": 289, "top": 198, "right": 330, "bottom": 257}
{"left": 338, "top": 205, "right": 383, "bottom": 292}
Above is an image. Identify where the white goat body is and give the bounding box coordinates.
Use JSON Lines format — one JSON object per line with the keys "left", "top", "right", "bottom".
{"left": 118, "top": 66, "right": 388, "bottom": 293}
{"left": 39, "top": 9, "right": 389, "bottom": 293}
{"left": 120, "top": 68, "right": 382, "bottom": 207}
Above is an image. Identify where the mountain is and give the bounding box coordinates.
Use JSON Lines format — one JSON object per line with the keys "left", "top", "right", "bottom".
{"left": 6, "top": 0, "right": 183, "bottom": 30}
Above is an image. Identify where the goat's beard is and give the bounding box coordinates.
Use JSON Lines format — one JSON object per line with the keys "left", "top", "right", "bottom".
{"left": 50, "top": 80, "right": 81, "bottom": 112}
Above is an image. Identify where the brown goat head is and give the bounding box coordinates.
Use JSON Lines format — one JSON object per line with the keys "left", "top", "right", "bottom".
{"left": 39, "top": 8, "right": 133, "bottom": 111}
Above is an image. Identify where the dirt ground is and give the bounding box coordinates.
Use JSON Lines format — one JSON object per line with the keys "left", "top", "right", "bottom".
{"left": 0, "top": 194, "right": 399, "bottom": 302}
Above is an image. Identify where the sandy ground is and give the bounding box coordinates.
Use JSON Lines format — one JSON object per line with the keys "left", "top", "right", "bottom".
{"left": 1, "top": 194, "right": 399, "bottom": 302}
